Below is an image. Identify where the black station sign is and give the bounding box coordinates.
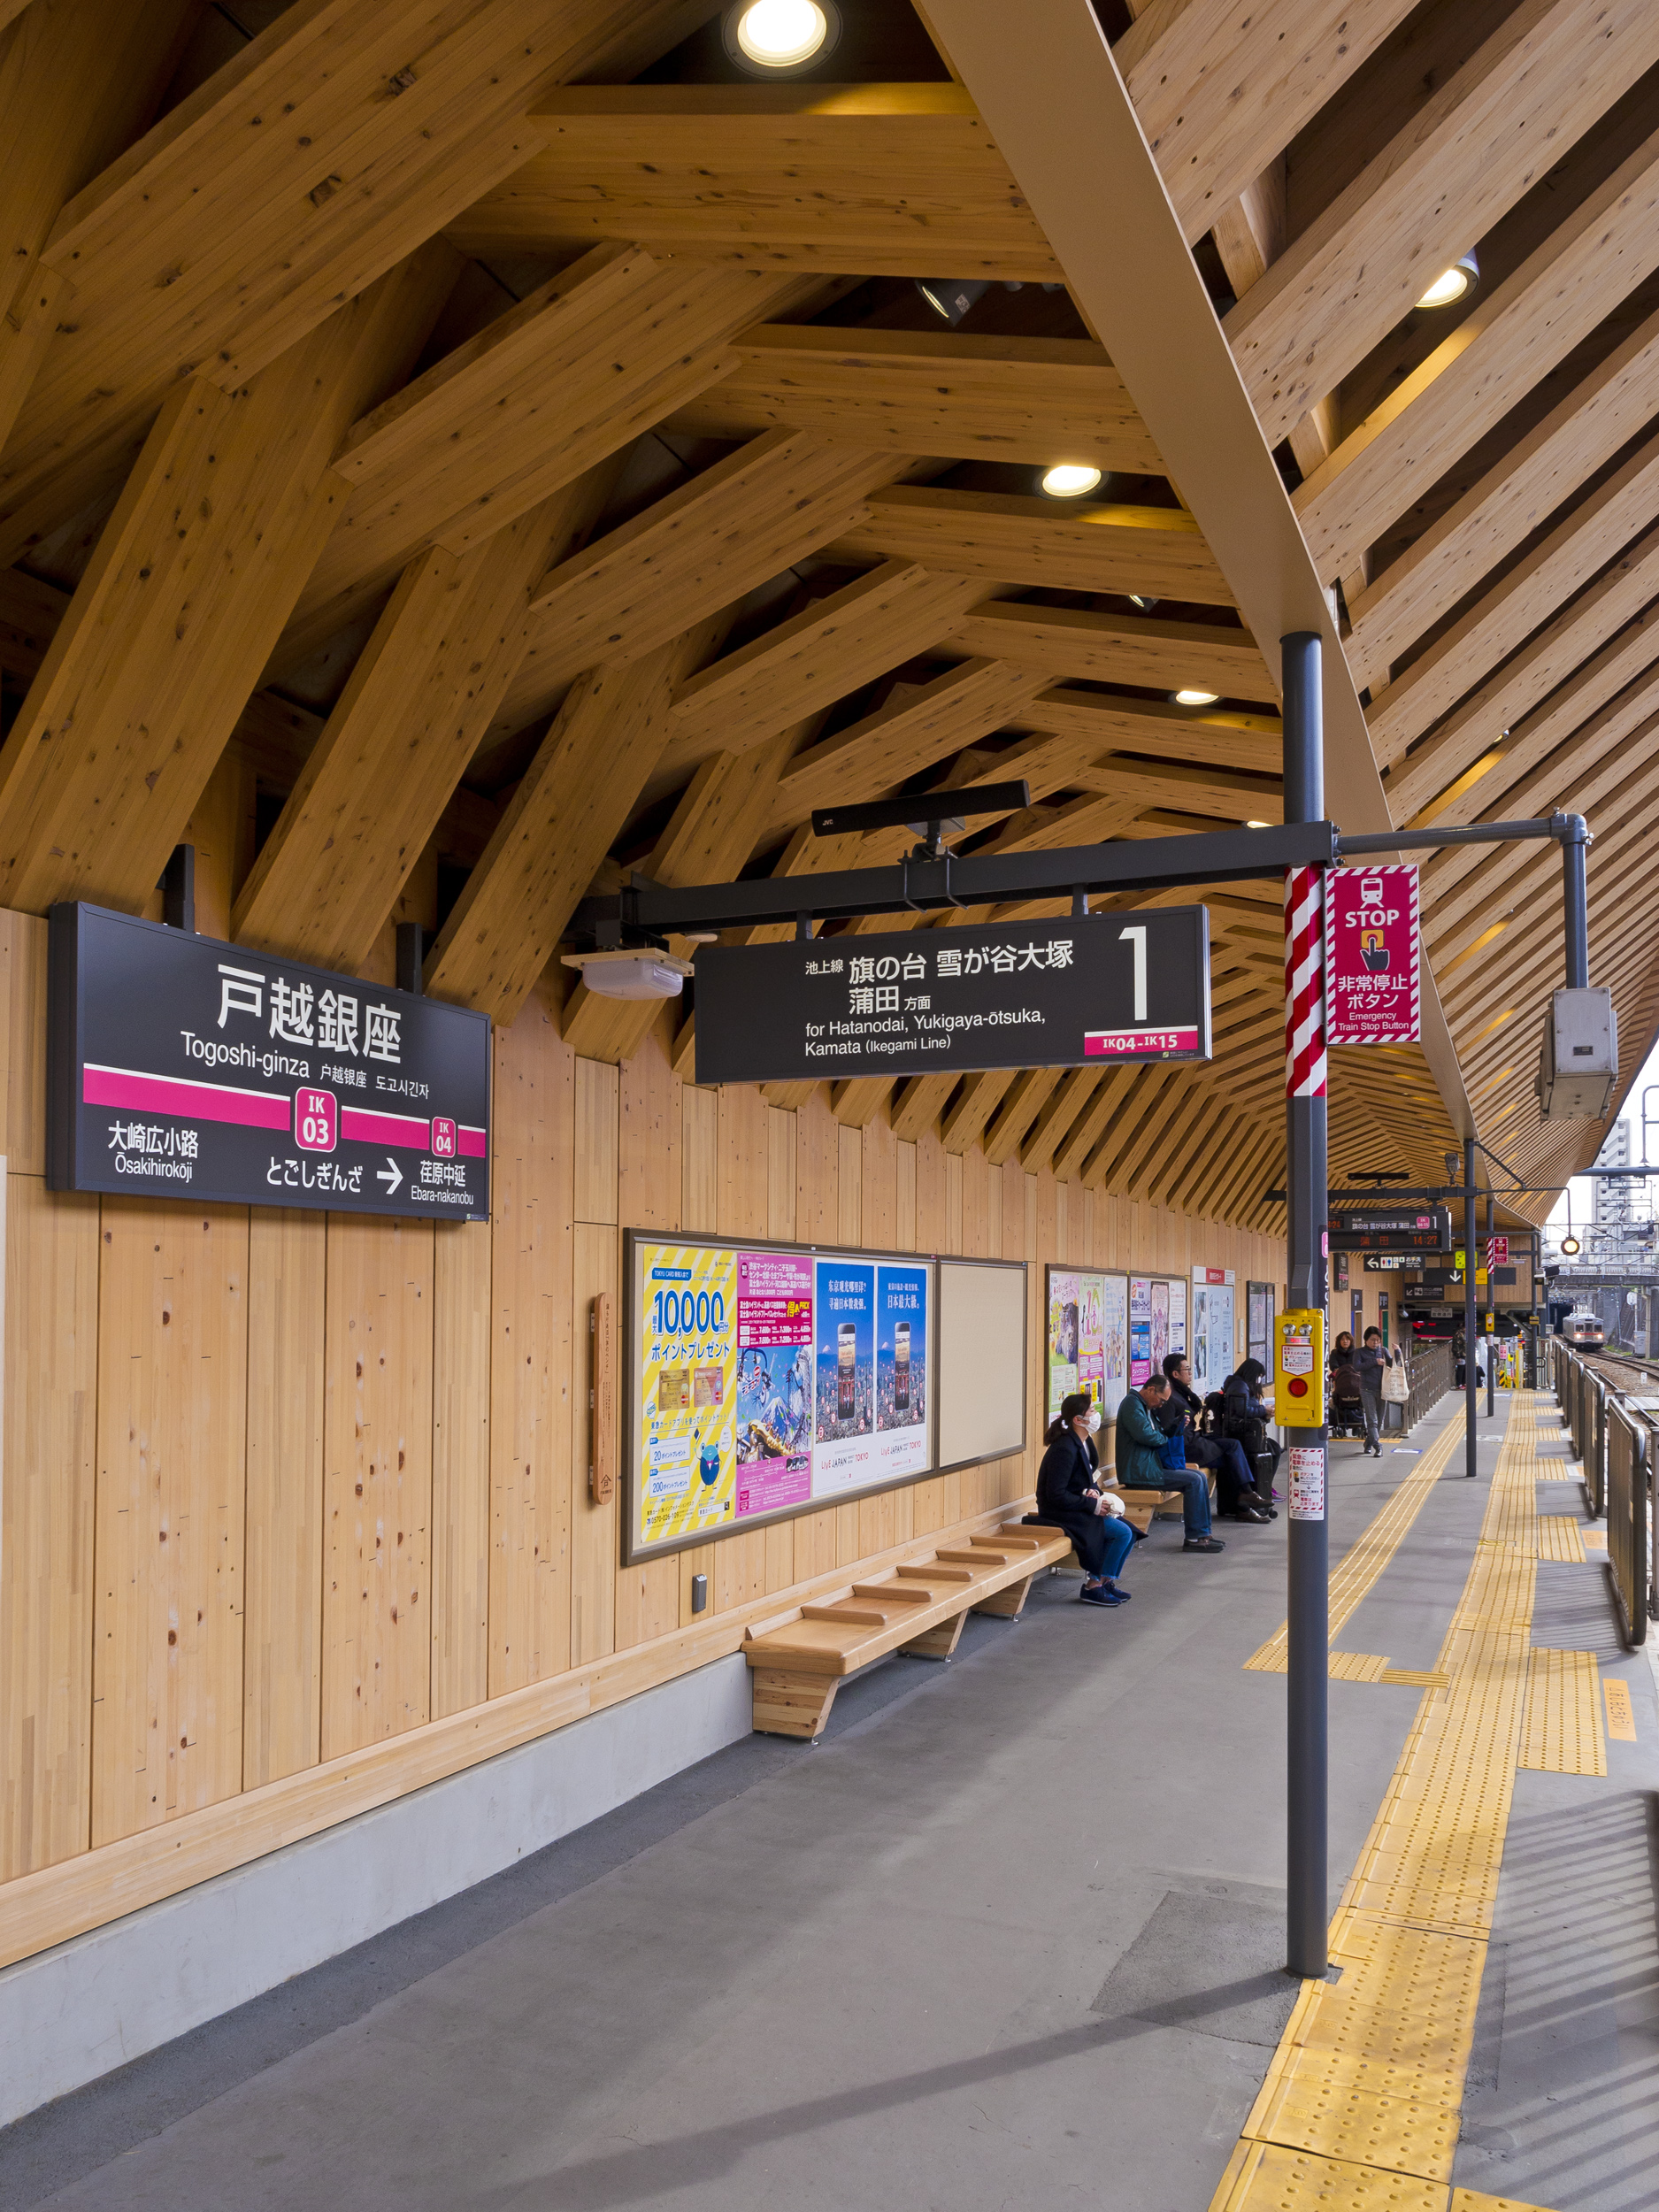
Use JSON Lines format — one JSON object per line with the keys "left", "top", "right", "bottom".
{"left": 48, "top": 904, "right": 490, "bottom": 1222}
{"left": 1328, "top": 1207, "right": 1453, "bottom": 1253}
{"left": 693, "top": 907, "right": 1210, "bottom": 1085}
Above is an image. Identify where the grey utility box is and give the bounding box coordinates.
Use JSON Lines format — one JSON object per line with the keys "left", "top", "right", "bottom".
{"left": 1536, "top": 987, "right": 1618, "bottom": 1118}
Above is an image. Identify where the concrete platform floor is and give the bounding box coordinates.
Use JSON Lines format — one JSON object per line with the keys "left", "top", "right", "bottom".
{"left": 3, "top": 1392, "right": 1655, "bottom": 2212}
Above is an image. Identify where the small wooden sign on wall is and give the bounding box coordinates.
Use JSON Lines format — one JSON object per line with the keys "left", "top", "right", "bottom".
{"left": 589, "top": 1291, "right": 615, "bottom": 1502}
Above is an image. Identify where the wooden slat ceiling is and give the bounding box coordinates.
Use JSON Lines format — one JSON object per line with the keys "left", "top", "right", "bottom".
{"left": 9, "top": 0, "right": 1657, "bottom": 1241}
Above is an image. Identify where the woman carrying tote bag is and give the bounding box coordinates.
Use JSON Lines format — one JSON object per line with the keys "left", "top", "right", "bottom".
{"left": 1358, "top": 1327, "right": 1405, "bottom": 1456}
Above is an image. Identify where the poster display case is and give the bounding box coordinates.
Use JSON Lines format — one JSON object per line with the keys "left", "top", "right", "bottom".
{"left": 1045, "top": 1265, "right": 1187, "bottom": 1420}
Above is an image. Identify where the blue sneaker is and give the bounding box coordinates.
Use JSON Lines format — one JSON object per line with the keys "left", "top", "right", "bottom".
{"left": 1079, "top": 1581, "right": 1128, "bottom": 1606}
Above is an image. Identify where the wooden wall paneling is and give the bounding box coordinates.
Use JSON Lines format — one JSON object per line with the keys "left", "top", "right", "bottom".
{"left": 92, "top": 1202, "right": 249, "bottom": 1847}
{"left": 430, "top": 1217, "right": 492, "bottom": 1723}
{"left": 242, "top": 1211, "right": 326, "bottom": 1789}
{"left": 234, "top": 486, "right": 602, "bottom": 972}
{"left": 766, "top": 1107, "right": 797, "bottom": 1240}
{"left": 0, "top": 1177, "right": 98, "bottom": 1878}
{"left": 0, "top": 908, "right": 46, "bottom": 1174}
{"left": 860, "top": 1110, "right": 898, "bottom": 1252}
{"left": 681, "top": 1087, "right": 718, "bottom": 1233}
{"left": 320, "top": 1214, "right": 434, "bottom": 1761}
{"left": 570, "top": 1223, "right": 619, "bottom": 1669}
{"left": 958, "top": 1141, "right": 989, "bottom": 1257}
{"left": 1225, "top": 0, "right": 1659, "bottom": 451}
{"left": 488, "top": 975, "right": 575, "bottom": 1698}
{"left": 574, "top": 1059, "right": 620, "bottom": 1227}
{"left": 717, "top": 1085, "right": 770, "bottom": 1239}
{"left": 0, "top": 272, "right": 442, "bottom": 911}
{"left": 424, "top": 625, "right": 708, "bottom": 1025}
{"left": 618, "top": 1008, "right": 683, "bottom": 1236}
{"left": 795, "top": 1087, "right": 838, "bottom": 1244}
{"left": 451, "top": 84, "right": 1061, "bottom": 278}
{"left": 895, "top": 1138, "right": 918, "bottom": 1251}
{"left": 672, "top": 326, "right": 1160, "bottom": 473}
{"left": 837, "top": 1124, "right": 864, "bottom": 1246}
{"left": 944, "top": 1152, "right": 964, "bottom": 1255}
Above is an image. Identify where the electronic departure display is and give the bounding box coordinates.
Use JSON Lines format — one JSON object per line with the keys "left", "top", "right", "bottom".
{"left": 1327, "top": 1207, "right": 1453, "bottom": 1253}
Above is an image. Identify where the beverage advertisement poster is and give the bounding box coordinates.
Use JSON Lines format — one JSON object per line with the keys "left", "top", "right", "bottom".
{"left": 1150, "top": 1279, "right": 1170, "bottom": 1379}
{"left": 1129, "top": 1277, "right": 1152, "bottom": 1383}
{"left": 1076, "top": 1273, "right": 1105, "bottom": 1409}
{"left": 1102, "top": 1274, "right": 1128, "bottom": 1407}
{"left": 875, "top": 1263, "right": 929, "bottom": 1478}
{"left": 734, "top": 1250, "right": 814, "bottom": 1518}
{"left": 1169, "top": 1278, "right": 1187, "bottom": 1360}
{"left": 1192, "top": 1284, "right": 1211, "bottom": 1386}
{"left": 813, "top": 1258, "right": 875, "bottom": 1494}
{"left": 636, "top": 1243, "right": 738, "bottom": 1548}
{"left": 1048, "top": 1269, "right": 1079, "bottom": 1418}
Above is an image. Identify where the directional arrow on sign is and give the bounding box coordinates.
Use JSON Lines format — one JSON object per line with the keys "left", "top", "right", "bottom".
{"left": 377, "top": 1157, "right": 402, "bottom": 1194}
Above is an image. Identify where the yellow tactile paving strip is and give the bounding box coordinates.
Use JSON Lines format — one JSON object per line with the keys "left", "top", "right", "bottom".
{"left": 1518, "top": 1647, "right": 1606, "bottom": 1776}
{"left": 1211, "top": 1396, "right": 1572, "bottom": 2212}
{"left": 1534, "top": 1516, "right": 1586, "bottom": 1563}
{"left": 1244, "top": 1413, "right": 1467, "bottom": 1676}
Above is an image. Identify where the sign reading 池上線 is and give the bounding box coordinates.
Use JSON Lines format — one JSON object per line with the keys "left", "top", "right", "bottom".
{"left": 48, "top": 903, "right": 490, "bottom": 1221}
{"left": 693, "top": 909, "right": 1210, "bottom": 1085}
{"left": 1325, "top": 864, "right": 1419, "bottom": 1044}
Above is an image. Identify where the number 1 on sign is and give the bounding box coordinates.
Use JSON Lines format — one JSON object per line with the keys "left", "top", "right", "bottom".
{"left": 1119, "top": 926, "right": 1147, "bottom": 1020}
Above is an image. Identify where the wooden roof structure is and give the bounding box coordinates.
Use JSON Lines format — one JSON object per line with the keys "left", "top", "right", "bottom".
{"left": 4, "top": 0, "right": 1657, "bottom": 1231}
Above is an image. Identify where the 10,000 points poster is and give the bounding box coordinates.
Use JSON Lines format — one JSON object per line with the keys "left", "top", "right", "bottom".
{"left": 637, "top": 1244, "right": 739, "bottom": 1547}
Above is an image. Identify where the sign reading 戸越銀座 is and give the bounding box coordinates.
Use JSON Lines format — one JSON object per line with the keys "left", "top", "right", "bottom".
{"left": 1325, "top": 864, "right": 1419, "bottom": 1045}
{"left": 48, "top": 903, "right": 489, "bottom": 1221}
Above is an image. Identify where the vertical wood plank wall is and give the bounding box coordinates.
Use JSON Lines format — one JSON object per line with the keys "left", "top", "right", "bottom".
{"left": 0, "top": 910, "right": 1285, "bottom": 1912}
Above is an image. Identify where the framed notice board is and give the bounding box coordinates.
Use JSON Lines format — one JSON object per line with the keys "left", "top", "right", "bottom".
{"left": 624, "top": 1230, "right": 1026, "bottom": 1563}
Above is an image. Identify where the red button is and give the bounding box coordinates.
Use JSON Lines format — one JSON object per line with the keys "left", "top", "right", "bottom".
{"left": 1287, "top": 1377, "right": 1308, "bottom": 1397}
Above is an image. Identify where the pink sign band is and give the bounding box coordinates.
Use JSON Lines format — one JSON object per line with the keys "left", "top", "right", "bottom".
{"left": 86, "top": 1064, "right": 487, "bottom": 1157}
{"left": 1085, "top": 1026, "right": 1201, "bottom": 1056}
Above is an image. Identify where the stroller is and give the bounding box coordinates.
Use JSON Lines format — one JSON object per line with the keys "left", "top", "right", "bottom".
{"left": 1327, "top": 1359, "right": 1365, "bottom": 1439}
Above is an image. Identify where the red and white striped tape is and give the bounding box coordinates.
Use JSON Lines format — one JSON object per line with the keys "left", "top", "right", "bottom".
{"left": 1284, "top": 865, "right": 1326, "bottom": 1098}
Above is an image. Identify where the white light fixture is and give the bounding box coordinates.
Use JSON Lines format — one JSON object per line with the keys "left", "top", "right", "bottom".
{"left": 562, "top": 949, "right": 694, "bottom": 1002}
{"left": 1560, "top": 1233, "right": 1580, "bottom": 1256}
{"left": 1040, "top": 463, "right": 1102, "bottom": 499}
{"left": 1173, "top": 687, "right": 1219, "bottom": 706}
{"left": 726, "top": 0, "right": 835, "bottom": 69}
{"left": 916, "top": 277, "right": 988, "bottom": 326}
{"left": 1245, "top": 818, "right": 1271, "bottom": 828}
{"left": 1415, "top": 253, "right": 1479, "bottom": 310}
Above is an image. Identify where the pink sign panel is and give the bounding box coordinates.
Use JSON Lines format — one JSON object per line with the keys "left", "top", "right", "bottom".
{"left": 734, "top": 1251, "right": 814, "bottom": 1517}
{"left": 1325, "top": 865, "right": 1420, "bottom": 1045}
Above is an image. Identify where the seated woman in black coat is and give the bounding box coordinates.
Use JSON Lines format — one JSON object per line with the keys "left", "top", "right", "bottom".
{"left": 1036, "top": 1392, "right": 1135, "bottom": 1608}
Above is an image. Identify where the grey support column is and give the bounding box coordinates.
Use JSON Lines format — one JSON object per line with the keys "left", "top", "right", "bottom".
{"left": 1282, "top": 631, "right": 1328, "bottom": 1982}
{"left": 1465, "top": 1139, "right": 1479, "bottom": 1476}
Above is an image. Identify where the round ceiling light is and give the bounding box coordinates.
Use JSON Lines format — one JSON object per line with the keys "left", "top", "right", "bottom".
{"left": 727, "top": 0, "right": 836, "bottom": 71}
{"left": 1174, "top": 687, "right": 1219, "bottom": 706}
{"left": 1040, "top": 464, "right": 1102, "bottom": 499}
{"left": 1415, "top": 253, "right": 1479, "bottom": 310}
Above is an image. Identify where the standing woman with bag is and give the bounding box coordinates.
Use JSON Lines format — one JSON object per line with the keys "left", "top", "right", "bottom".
{"left": 1356, "top": 1326, "right": 1400, "bottom": 1457}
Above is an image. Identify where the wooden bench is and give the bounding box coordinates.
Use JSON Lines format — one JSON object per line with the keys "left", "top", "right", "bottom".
{"left": 744, "top": 1524, "right": 1075, "bottom": 1741}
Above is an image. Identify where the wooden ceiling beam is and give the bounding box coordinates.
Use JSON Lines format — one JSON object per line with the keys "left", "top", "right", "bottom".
{"left": 1013, "top": 687, "right": 1282, "bottom": 773}
{"left": 231, "top": 481, "right": 601, "bottom": 973}
{"left": 665, "top": 325, "right": 1161, "bottom": 474}
{"left": 0, "top": 275, "right": 425, "bottom": 915}
{"left": 940, "top": 1069, "right": 1017, "bottom": 1155}
{"left": 827, "top": 485, "right": 1233, "bottom": 604}
{"left": 1346, "top": 298, "right": 1659, "bottom": 687}
{"left": 1294, "top": 123, "right": 1659, "bottom": 584}
{"left": 423, "top": 627, "right": 708, "bottom": 1025}
{"left": 446, "top": 83, "right": 1060, "bottom": 278}
{"left": 1225, "top": 0, "right": 1659, "bottom": 451}
{"left": 1020, "top": 1067, "right": 1101, "bottom": 1174}
{"left": 1365, "top": 428, "right": 1659, "bottom": 761}
{"left": 890, "top": 1072, "right": 959, "bottom": 1144}
{"left": 954, "top": 601, "right": 1273, "bottom": 700}
{"left": 1065, "top": 756, "right": 1282, "bottom": 823}
{"left": 661, "top": 562, "right": 984, "bottom": 776}
{"left": 982, "top": 1068, "right": 1061, "bottom": 1167}
{"left": 1379, "top": 526, "right": 1659, "bottom": 811}
{"left": 1117, "top": 0, "right": 1417, "bottom": 248}
{"left": 1051, "top": 1067, "right": 1138, "bottom": 1185}
{"left": 495, "top": 430, "right": 900, "bottom": 733}
{"left": 281, "top": 250, "right": 806, "bottom": 664}
{"left": 764, "top": 657, "right": 1049, "bottom": 840}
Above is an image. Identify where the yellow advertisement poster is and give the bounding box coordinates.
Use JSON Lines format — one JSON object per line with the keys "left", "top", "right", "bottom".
{"left": 635, "top": 1242, "right": 738, "bottom": 1548}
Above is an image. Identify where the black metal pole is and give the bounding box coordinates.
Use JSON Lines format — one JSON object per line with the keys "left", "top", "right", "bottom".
{"left": 1465, "top": 1139, "right": 1479, "bottom": 1476}
{"left": 1560, "top": 815, "right": 1590, "bottom": 988}
{"left": 1486, "top": 1192, "right": 1495, "bottom": 1417}
{"left": 1283, "top": 631, "right": 1328, "bottom": 1982}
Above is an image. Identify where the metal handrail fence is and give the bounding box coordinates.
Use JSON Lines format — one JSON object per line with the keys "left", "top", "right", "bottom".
{"left": 1402, "top": 1335, "right": 1452, "bottom": 1431}
{"left": 1551, "top": 1339, "right": 1656, "bottom": 1652}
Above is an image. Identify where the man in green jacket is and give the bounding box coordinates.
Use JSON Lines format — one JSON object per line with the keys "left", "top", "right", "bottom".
{"left": 1113, "top": 1372, "right": 1225, "bottom": 1552}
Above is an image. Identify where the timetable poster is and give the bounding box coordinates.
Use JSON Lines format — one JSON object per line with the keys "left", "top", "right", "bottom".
{"left": 875, "top": 1264, "right": 929, "bottom": 1477}
{"left": 1102, "top": 1274, "right": 1128, "bottom": 1408}
{"left": 1169, "top": 1279, "right": 1187, "bottom": 1360}
{"left": 1048, "top": 1269, "right": 1080, "bottom": 1418}
{"left": 1076, "top": 1273, "right": 1105, "bottom": 1409}
{"left": 814, "top": 1258, "right": 875, "bottom": 1494}
{"left": 636, "top": 1244, "right": 738, "bottom": 1548}
{"left": 734, "top": 1250, "right": 814, "bottom": 1519}
{"left": 1129, "top": 1276, "right": 1153, "bottom": 1384}
{"left": 1192, "top": 1283, "right": 1211, "bottom": 1387}
{"left": 1150, "top": 1279, "right": 1170, "bottom": 1379}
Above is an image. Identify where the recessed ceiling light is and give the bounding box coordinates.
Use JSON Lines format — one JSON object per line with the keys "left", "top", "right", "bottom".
{"left": 1039, "top": 464, "right": 1102, "bottom": 499}
{"left": 1415, "top": 252, "right": 1479, "bottom": 310}
{"left": 1245, "top": 818, "right": 1271, "bottom": 828}
{"left": 916, "top": 277, "right": 988, "bottom": 326}
{"left": 1173, "top": 687, "right": 1219, "bottom": 706}
{"left": 726, "top": 0, "right": 838, "bottom": 73}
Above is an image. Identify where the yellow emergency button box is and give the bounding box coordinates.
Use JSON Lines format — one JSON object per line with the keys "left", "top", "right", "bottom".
{"left": 1275, "top": 1308, "right": 1325, "bottom": 1429}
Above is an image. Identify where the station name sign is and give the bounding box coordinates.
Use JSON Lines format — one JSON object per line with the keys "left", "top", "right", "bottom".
{"left": 694, "top": 908, "right": 1210, "bottom": 1086}
{"left": 1327, "top": 1207, "right": 1452, "bottom": 1253}
{"left": 48, "top": 904, "right": 490, "bottom": 1222}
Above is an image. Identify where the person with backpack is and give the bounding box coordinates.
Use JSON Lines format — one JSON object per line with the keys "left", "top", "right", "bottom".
{"left": 1035, "top": 1393, "right": 1135, "bottom": 1607}
{"left": 1160, "top": 1353, "right": 1270, "bottom": 1521}
{"left": 1113, "top": 1371, "right": 1225, "bottom": 1552}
